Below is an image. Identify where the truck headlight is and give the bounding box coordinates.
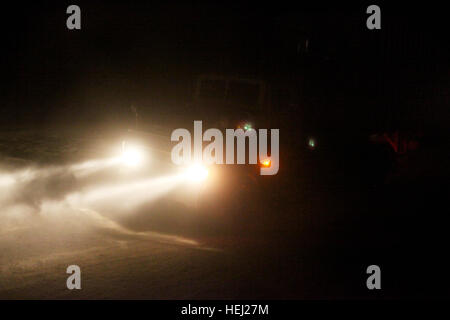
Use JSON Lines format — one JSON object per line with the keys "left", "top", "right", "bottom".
{"left": 121, "top": 144, "right": 144, "bottom": 167}
{"left": 184, "top": 164, "right": 209, "bottom": 182}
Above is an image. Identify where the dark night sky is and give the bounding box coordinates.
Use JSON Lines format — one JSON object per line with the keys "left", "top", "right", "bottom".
{"left": 1, "top": 1, "right": 449, "bottom": 131}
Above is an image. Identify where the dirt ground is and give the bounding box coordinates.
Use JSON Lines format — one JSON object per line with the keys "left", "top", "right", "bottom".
{"left": 0, "top": 126, "right": 449, "bottom": 299}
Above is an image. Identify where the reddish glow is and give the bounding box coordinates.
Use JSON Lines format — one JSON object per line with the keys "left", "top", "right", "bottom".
{"left": 261, "top": 159, "right": 271, "bottom": 167}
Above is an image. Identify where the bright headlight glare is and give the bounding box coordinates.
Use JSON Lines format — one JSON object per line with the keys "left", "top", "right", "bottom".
{"left": 121, "top": 146, "right": 144, "bottom": 167}
{"left": 184, "top": 164, "right": 209, "bottom": 182}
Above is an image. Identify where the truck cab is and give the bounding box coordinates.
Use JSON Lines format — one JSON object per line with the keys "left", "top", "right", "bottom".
{"left": 188, "top": 74, "right": 273, "bottom": 217}
{"left": 120, "top": 74, "right": 273, "bottom": 227}
{"left": 191, "top": 74, "right": 271, "bottom": 131}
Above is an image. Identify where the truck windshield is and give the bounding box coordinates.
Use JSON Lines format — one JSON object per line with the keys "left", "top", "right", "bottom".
{"left": 199, "top": 79, "right": 226, "bottom": 100}
{"left": 198, "top": 79, "right": 261, "bottom": 112}
{"left": 226, "top": 81, "right": 260, "bottom": 108}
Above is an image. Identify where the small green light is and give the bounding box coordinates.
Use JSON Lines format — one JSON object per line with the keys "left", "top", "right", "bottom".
{"left": 308, "top": 139, "right": 315, "bottom": 148}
